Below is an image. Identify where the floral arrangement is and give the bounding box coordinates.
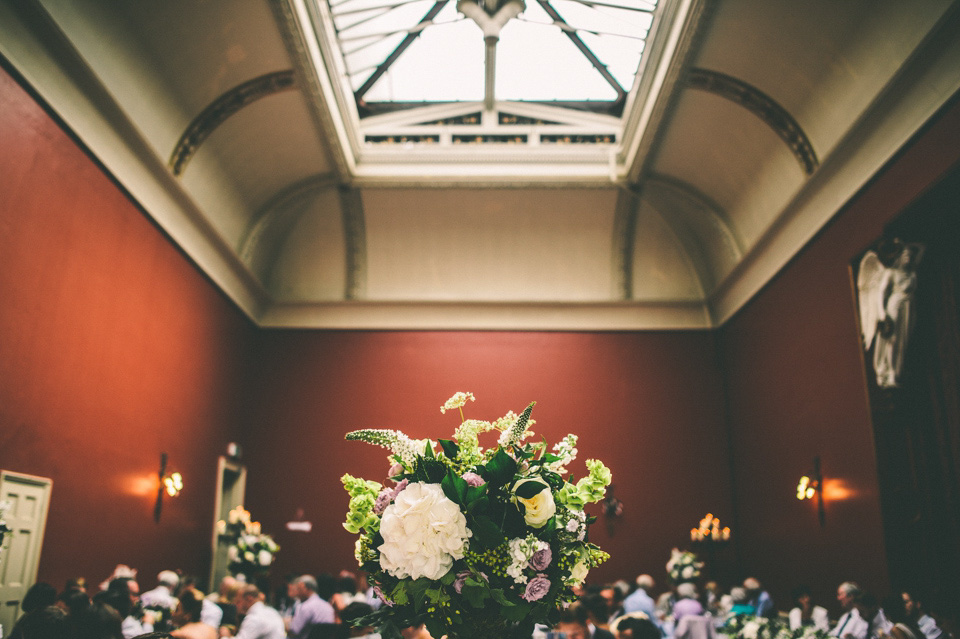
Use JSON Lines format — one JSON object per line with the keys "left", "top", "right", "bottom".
{"left": 666, "top": 548, "right": 703, "bottom": 583}
{"left": 217, "top": 506, "right": 279, "bottom": 579}
{"left": 721, "top": 615, "right": 828, "bottom": 639}
{"left": 341, "top": 392, "right": 612, "bottom": 639}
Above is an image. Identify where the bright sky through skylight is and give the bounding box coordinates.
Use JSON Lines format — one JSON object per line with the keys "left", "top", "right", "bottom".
{"left": 327, "top": 0, "right": 658, "bottom": 106}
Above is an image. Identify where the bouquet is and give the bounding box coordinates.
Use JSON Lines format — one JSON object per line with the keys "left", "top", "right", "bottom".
{"left": 666, "top": 548, "right": 702, "bottom": 583}
{"left": 341, "top": 392, "right": 612, "bottom": 639}
{"left": 218, "top": 506, "right": 279, "bottom": 579}
{"left": 721, "top": 615, "right": 827, "bottom": 639}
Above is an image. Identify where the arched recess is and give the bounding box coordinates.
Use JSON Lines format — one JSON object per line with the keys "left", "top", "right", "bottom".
{"left": 239, "top": 176, "right": 365, "bottom": 302}
{"left": 614, "top": 176, "right": 742, "bottom": 302}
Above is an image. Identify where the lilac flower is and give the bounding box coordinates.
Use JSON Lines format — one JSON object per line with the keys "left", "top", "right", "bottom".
{"left": 373, "top": 585, "right": 393, "bottom": 607}
{"left": 462, "top": 472, "right": 485, "bottom": 487}
{"left": 529, "top": 546, "right": 552, "bottom": 571}
{"left": 373, "top": 489, "right": 393, "bottom": 516}
{"left": 522, "top": 575, "right": 551, "bottom": 602}
{"left": 392, "top": 478, "right": 409, "bottom": 497}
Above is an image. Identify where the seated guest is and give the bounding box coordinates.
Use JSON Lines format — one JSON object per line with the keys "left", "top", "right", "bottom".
{"left": 882, "top": 595, "right": 924, "bottom": 639}
{"left": 743, "top": 578, "right": 773, "bottom": 618}
{"left": 673, "top": 583, "right": 704, "bottom": 622}
{"left": 611, "top": 614, "right": 660, "bottom": 639}
{"left": 554, "top": 601, "right": 615, "bottom": 639}
{"left": 623, "top": 575, "right": 656, "bottom": 619}
{"left": 10, "top": 604, "right": 69, "bottom": 639}
{"left": 339, "top": 602, "right": 380, "bottom": 639}
{"left": 7, "top": 582, "right": 58, "bottom": 639}
{"left": 854, "top": 593, "right": 892, "bottom": 639}
{"left": 103, "top": 578, "right": 153, "bottom": 639}
{"left": 728, "top": 588, "right": 754, "bottom": 617}
{"left": 288, "top": 575, "right": 336, "bottom": 639}
{"left": 582, "top": 592, "right": 613, "bottom": 632}
{"left": 170, "top": 588, "right": 217, "bottom": 639}
{"left": 331, "top": 573, "right": 367, "bottom": 617}
{"left": 831, "top": 582, "right": 866, "bottom": 639}
{"left": 57, "top": 587, "right": 92, "bottom": 638}
{"left": 789, "top": 585, "right": 829, "bottom": 631}
{"left": 901, "top": 589, "right": 942, "bottom": 639}
{"left": 76, "top": 601, "right": 125, "bottom": 639}
{"left": 231, "top": 584, "right": 285, "bottom": 639}
{"left": 141, "top": 571, "right": 180, "bottom": 614}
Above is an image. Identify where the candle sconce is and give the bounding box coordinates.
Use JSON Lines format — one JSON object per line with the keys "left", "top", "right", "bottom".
{"left": 796, "top": 456, "right": 825, "bottom": 526}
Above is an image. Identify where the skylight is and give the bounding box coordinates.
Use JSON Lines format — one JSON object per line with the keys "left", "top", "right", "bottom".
{"left": 326, "top": 0, "right": 658, "bottom": 115}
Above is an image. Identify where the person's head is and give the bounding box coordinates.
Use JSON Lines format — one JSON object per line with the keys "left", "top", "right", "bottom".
{"left": 18, "top": 605, "right": 68, "bottom": 639}
{"left": 100, "top": 585, "right": 133, "bottom": 619}
{"left": 743, "top": 578, "right": 762, "bottom": 594}
{"left": 234, "top": 585, "right": 264, "bottom": 616}
{"left": 57, "top": 588, "right": 91, "bottom": 617}
{"left": 107, "top": 577, "right": 139, "bottom": 608}
{"left": 854, "top": 592, "right": 879, "bottom": 621}
{"left": 556, "top": 602, "right": 592, "bottom": 639}
{"left": 157, "top": 570, "right": 179, "bottom": 590}
{"left": 315, "top": 573, "right": 337, "bottom": 601}
{"left": 172, "top": 587, "right": 204, "bottom": 627}
{"left": 218, "top": 576, "right": 237, "bottom": 597}
{"left": 791, "top": 585, "right": 812, "bottom": 607}
{"left": 882, "top": 594, "right": 910, "bottom": 625}
{"left": 337, "top": 574, "right": 358, "bottom": 595}
{"left": 837, "top": 582, "right": 861, "bottom": 610}
{"left": 613, "top": 615, "right": 660, "bottom": 639}
{"left": 582, "top": 592, "right": 611, "bottom": 626}
{"left": 900, "top": 590, "right": 924, "bottom": 619}
{"left": 705, "top": 581, "right": 721, "bottom": 596}
{"left": 64, "top": 577, "right": 86, "bottom": 592}
{"left": 676, "top": 582, "right": 698, "bottom": 600}
{"left": 76, "top": 601, "right": 123, "bottom": 639}
{"left": 635, "top": 575, "right": 655, "bottom": 592}
{"left": 22, "top": 582, "right": 58, "bottom": 613}
{"left": 293, "top": 575, "right": 318, "bottom": 601}
{"left": 730, "top": 587, "right": 748, "bottom": 605}
{"left": 340, "top": 601, "right": 375, "bottom": 637}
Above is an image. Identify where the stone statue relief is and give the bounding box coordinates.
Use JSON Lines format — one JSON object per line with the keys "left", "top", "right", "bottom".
{"left": 857, "top": 239, "right": 925, "bottom": 388}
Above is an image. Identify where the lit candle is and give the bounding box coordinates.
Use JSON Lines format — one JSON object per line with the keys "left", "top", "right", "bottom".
{"left": 216, "top": 520, "right": 226, "bottom": 535}
{"left": 691, "top": 528, "right": 698, "bottom": 541}
{"left": 722, "top": 527, "right": 730, "bottom": 540}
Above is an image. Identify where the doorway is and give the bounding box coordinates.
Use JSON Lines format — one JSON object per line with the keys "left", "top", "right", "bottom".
{"left": 0, "top": 471, "right": 52, "bottom": 634}
{"left": 208, "top": 456, "right": 246, "bottom": 593}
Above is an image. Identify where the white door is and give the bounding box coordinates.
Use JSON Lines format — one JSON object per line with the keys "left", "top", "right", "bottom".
{"left": 0, "top": 471, "right": 52, "bottom": 635}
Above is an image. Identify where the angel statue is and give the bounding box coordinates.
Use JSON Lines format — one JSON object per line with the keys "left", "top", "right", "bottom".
{"left": 857, "top": 240, "right": 925, "bottom": 388}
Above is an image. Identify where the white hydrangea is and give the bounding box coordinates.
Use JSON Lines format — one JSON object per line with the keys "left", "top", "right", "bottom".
{"left": 378, "top": 483, "right": 471, "bottom": 580}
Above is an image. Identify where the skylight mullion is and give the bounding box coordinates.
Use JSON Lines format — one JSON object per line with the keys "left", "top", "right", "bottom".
{"left": 516, "top": 17, "right": 649, "bottom": 40}
{"left": 339, "top": 20, "right": 433, "bottom": 43}
{"left": 332, "top": 0, "right": 430, "bottom": 19}
{"left": 535, "top": 0, "right": 626, "bottom": 101}
{"left": 354, "top": 0, "right": 451, "bottom": 101}
{"left": 564, "top": 0, "right": 656, "bottom": 11}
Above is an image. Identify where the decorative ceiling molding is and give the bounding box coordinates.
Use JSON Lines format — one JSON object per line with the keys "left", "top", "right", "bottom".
{"left": 338, "top": 186, "right": 366, "bottom": 300}
{"left": 685, "top": 67, "right": 819, "bottom": 175}
{"left": 168, "top": 70, "right": 297, "bottom": 177}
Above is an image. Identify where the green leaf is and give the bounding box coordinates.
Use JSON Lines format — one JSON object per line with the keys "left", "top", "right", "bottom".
{"left": 469, "top": 515, "right": 506, "bottom": 549}
{"left": 438, "top": 438, "right": 459, "bottom": 459}
{"left": 484, "top": 449, "right": 518, "bottom": 487}
{"left": 462, "top": 583, "right": 489, "bottom": 608}
{"left": 514, "top": 479, "right": 546, "bottom": 499}
{"left": 502, "top": 601, "right": 532, "bottom": 621}
{"left": 490, "top": 589, "right": 511, "bottom": 606}
{"left": 441, "top": 469, "right": 468, "bottom": 505}
{"left": 424, "top": 440, "right": 435, "bottom": 458}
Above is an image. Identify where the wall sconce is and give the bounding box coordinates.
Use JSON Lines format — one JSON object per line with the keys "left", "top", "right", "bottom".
{"left": 796, "top": 456, "right": 825, "bottom": 526}
{"left": 154, "top": 452, "right": 183, "bottom": 522}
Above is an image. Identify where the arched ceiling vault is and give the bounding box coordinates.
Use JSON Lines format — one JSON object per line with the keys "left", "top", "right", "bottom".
{"left": 2, "top": 0, "right": 958, "bottom": 329}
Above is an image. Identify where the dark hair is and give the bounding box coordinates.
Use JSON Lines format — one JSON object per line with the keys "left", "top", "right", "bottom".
{"left": 76, "top": 602, "right": 124, "bottom": 639}
{"left": 336, "top": 575, "right": 358, "bottom": 595}
{"left": 617, "top": 617, "right": 661, "bottom": 639}
{"left": 558, "top": 602, "right": 590, "bottom": 627}
{"left": 179, "top": 588, "right": 204, "bottom": 623}
{"left": 99, "top": 588, "right": 132, "bottom": 618}
{"left": 791, "top": 585, "right": 812, "bottom": 603}
{"left": 22, "top": 582, "right": 58, "bottom": 613}
{"left": 581, "top": 592, "right": 610, "bottom": 622}
{"left": 340, "top": 601, "right": 374, "bottom": 625}
{"left": 315, "top": 573, "right": 337, "bottom": 601}
{"left": 58, "top": 588, "right": 92, "bottom": 617}
{"left": 19, "top": 605, "right": 69, "bottom": 639}
{"left": 855, "top": 592, "right": 878, "bottom": 610}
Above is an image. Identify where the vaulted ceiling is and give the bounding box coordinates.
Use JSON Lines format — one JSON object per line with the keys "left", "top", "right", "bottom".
{"left": 2, "top": 0, "right": 958, "bottom": 329}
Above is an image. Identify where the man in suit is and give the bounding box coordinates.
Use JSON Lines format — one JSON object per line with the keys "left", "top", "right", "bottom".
{"left": 554, "top": 601, "right": 615, "bottom": 639}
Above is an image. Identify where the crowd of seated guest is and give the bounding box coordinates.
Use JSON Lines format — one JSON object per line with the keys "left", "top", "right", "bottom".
{"left": 5, "top": 565, "right": 953, "bottom": 639}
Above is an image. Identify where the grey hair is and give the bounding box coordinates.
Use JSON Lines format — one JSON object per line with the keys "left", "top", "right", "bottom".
{"left": 839, "top": 582, "right": 861, "bottom": 597}
{"left": 676, "top": 582, "right": 698, "bottom": 599}
{"left": 730, "top": 587, "right": 748, "bottom": 603}
{"left": 157, "top": 571, "right": 179, "bottom": 588}
{"left": 636, "top": 574, "right": 655, "bottom": 590}
{"left": 294, "top": 575, "right": 318, "bottom": 592}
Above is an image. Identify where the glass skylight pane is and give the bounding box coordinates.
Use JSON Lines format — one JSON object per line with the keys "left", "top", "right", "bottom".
{"left": 363, "top": 15, "right": 485, "bottom": 101}
{"left": 497, "top": 4, "right": 618, "bottom": 101}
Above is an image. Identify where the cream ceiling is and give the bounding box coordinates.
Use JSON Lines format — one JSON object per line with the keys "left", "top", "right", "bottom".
{"left": 2, "top": 0, "right": 959, "bottom": 329}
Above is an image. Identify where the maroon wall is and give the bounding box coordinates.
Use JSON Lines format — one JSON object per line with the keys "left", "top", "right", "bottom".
{"left": 718, "top": 95, "right": 960, "bottom": 615}
{"left": 0, "top": 65, "right": 255, "bottom": 591}
{"left": 239, "top": 330, "right": 735, "bottom": 592}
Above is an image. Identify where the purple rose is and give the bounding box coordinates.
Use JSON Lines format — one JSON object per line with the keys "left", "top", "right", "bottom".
{"left": 522, "top": 575, "right": 551, "bottom": 602}
{"left": 462, "top": 472, "right": 485, "bottom": 487}
{"left": 388, "top": 463, "right": 404, "bottom": 480}
{"left": 529, "top": 546, "right": 552, "bottom": 571}
{"left": 453, "top": 570, "right": 472, "bottom": 594}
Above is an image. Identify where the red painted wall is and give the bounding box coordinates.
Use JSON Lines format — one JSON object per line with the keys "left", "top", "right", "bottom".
{"left": 718, "top": 96, "right": 960, "bottom": 615}
{"left": 0, "top": 65, "right": 255, "bottom": 591}
{"left": 240, "top": 330, "right": 735, "bottom": 592}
